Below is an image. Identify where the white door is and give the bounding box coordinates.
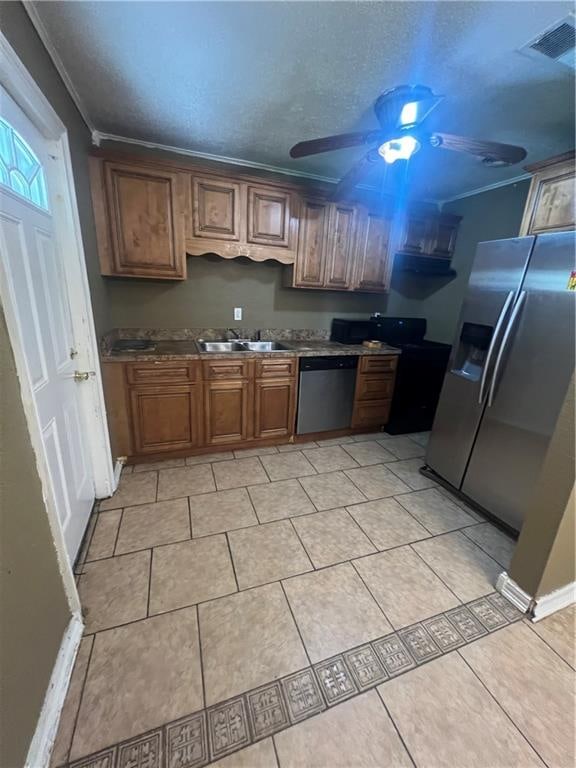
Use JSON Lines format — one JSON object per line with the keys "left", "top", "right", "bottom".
{"left": 0, "top": 85, "right": 94, "bottom": 560}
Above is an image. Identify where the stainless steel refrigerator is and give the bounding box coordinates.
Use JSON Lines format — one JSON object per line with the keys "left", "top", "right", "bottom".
{"left": 426, "top": 231, "right": 575, "bottom": 532}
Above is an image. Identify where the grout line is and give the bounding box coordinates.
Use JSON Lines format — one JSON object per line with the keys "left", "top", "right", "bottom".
{"left": 196, "top": 603, "right": 208, "bottom": 713}
{"left": 225, "top": 532, "right": 240, "bottom": 593}
{"left": 288, "top": 517, "right": 316, "bottom": 572}
{"left": 66, "top": 633, "right": 96, "bottom": 764}
{"left": 341, "top": 506, "right": 380, "bottom": 554}
{"left": 187, "top": 495, "right": 193, "bottom": 539}
{"left": 407, "top": 542, "right": 464, "bottom": 605}
{"left": 279, "top": 580, "right": 313, "bottom": 669}
{"left": 349, "top": 558, "right": 395, "bottom": 630}
{"left": 392, "top": 492, "right": 442, "bottom": 537}
{"left": 522, "top": 619, "right": 576, "bottom": 672}
{"left": 460, "top": 526, "right": 513, "bottom": 570}
{"left": 111, "top": 507, "right": 124, "bottom": 557}
{"left": 375, "top": 688, "right": 419, "bottom": 768}
{"left": 457, "top": 651, "right": 550, "bottom": 766}
{"left": 145, "top": 549, "right": 153, "bottom": 618}
{"left": 271, "top": 733, "right": 283, "bottom": 768}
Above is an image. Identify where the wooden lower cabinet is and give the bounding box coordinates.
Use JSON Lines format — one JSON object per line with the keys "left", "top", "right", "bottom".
{"left": 352, "top": 355, "right": 398, "bottom": 429}
{"left": 254, "top": 378, "right": 296, "bottom": 439}
{"left": 130, "top": 384, "right": 202, "bottom": 454}
{"left": 204, "top": 379, "right": 251, "bottom": 446}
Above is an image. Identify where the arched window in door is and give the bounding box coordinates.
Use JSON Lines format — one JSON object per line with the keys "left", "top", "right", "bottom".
{"left": 0, "top": 117, "right": 49, "bottom": 210}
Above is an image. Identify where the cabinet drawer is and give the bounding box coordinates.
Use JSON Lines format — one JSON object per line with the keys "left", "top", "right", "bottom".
{"left": 359, "top": 355, "right": 398, "bottom": 374}
{"left": 202, "top": 359, "right": 251, "bottom": 380}
{"left": 352, "top": 399, "right": 391, "bottom": 429}
{"left": 126, "top": 361, "right": 198, "bottom": 385}
{"left": 255, "top": 358, "right": 297, "bottom": 379}
{"left": 356, "top": 374, "right": 395, "bottom": 401}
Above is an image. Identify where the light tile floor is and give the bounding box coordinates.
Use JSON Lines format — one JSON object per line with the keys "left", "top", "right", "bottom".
{"left": 52, "top": 431, "right": 575, "bottom": 768}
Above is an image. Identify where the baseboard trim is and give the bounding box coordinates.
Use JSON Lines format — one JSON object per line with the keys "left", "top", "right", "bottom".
{"left": 112, "top": 458, "right": 124, "bottom": 493}
{"left": 532, "top": 581, "right": 576, "bottom": 622}
{"left": 496, "top": 571, "right": 533, "bottom": 613}
{"left": 25, "top": 613, "right": 83, "bottom": 768}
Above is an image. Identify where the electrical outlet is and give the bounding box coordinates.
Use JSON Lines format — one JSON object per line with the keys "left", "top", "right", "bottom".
{"left": 234, "top": 307, "right": 242, "bottom": 321}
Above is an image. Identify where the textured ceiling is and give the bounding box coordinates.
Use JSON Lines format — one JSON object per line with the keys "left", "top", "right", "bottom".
{"left": 31, "top": 1, "right": 575, "bottom": 200}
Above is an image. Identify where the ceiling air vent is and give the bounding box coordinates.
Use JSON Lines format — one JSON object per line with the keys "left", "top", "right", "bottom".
{"left": 520, "top": 15, "right": 575, "bottom": 70}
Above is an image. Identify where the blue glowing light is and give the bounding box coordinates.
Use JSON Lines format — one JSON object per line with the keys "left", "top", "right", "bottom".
{"left": 399, "top": 101, "right": 418, "bottom": 126}
{"left": 378, "top": 135, "right": 420, "bottom": 164}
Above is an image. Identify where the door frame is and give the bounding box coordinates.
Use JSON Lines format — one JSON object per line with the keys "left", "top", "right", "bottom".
{"left": 0, "top": 37, "right": 115, "bottom": 583}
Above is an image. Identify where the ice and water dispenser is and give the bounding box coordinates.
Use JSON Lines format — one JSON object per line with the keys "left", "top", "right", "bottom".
{"left": 451, "top": 322, "right": 493, "bottom": 381}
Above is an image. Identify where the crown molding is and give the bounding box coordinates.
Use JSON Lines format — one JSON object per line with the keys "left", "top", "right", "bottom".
{"left": 439, "top": 173, "right": 532, "bottom": 206}
{"left": 93, "top": 131, "right": 346, "bottom": 186}
{"left": 23, "top": 1, "right": 96, "bottom": 134}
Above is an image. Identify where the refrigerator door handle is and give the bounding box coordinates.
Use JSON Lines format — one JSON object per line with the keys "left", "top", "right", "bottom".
{"left": 487, "top": 291, "right": 527, "bottom": 407}
{"left": 478, "top": 290, "right": 515, "bottom": 405}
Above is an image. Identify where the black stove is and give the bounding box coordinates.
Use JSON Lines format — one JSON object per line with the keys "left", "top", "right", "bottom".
{"left": 330, "top": 317, "right": 451, "bottom": 434}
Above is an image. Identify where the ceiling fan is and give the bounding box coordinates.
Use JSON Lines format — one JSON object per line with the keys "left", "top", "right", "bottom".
{"left": 289, "top": 85, "right": 528, "bottom": 199}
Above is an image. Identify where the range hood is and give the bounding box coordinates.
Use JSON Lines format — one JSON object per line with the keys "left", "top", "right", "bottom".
{"left": 394, "top": 252, "right": 457, "bottom": 277}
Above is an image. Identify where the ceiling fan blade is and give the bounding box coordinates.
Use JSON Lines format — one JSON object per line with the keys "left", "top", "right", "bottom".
{"left": 290, "top": 131, "right": 384, "bottom": 159}
{"left": 430, "top": 132, "right": 527, "bottom": 165}
{"left": 331, "top": 150, "right": 380, "bottom": 200}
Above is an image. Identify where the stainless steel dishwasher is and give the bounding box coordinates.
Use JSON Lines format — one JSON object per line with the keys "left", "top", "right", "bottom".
{"left": 296, "top": 356, "right": 358, "bottom": 434}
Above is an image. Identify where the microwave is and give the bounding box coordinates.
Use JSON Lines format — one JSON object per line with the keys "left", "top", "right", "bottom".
{"left": 330, "top": 318, "right": 384, "bottom": 345}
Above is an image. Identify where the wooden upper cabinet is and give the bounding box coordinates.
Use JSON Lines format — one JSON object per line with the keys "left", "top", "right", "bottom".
{"left": 247, "top": 185, "right": 291, "bottom": 247}
{"left": 91, "top": 159, "right": 187, "bottom": 279}
{"left": 324, "top": 203, "right": 357, "bottom": 289}
{"left": 520, "top": 152, "right": 575, "bottom": 236}
{"left": 192, "top": 176, "right": 241, "bottom": 241}
{"left": 294, "top": 199, "right": 328, "bottom": 287}
{"left": 398, "top": 209, "right": 434, "bottom": 256}
{"left": 429, "top": 213, "right": 461, "bottom": 259}
{"left": 352, "top": 210, "right": 392, "bottom": 292}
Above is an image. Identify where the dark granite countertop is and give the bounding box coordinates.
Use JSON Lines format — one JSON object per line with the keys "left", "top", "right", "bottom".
{"left": 100, "top": 329, "right": 401, "bottom": 362}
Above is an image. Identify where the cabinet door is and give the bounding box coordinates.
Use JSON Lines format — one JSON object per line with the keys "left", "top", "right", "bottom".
{"left": 247, "top": 185, "right": 291, "bottom": 247}
{"left": 294, "top": 199, "right": 328, "bottom": 287}
{"left": 103, "top": 161, "right": 186, "bottom": 279}
{"left": 520, "top": 161, "right": 575, "bottom": 235}
{"left": 192, "top": 176, "right": 241, "bottom": 241}
{"left": 204, "top": 379, "right": 251, "bottom": 445}
{"left": 130, "top": 385, "right": 201, "bottom": 454}
{"left": 430, "top": 213, "right": 461, "bottom": 259}
{"left": 324, "top": 203, "right": 357, "bottom": 289}
{"left": 399, "top": 209, "right": 434, "bottom": 255}
{"left": 353, "top": 211, "right": 392, "bottom": 292}
{"left": 351, "top": 399, "right": 391, "bottom": 429}
{"left": 254, "top": 379, "right": 295, "bottom": 439}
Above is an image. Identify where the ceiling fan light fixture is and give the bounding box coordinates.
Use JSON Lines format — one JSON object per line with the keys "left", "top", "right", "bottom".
{"left": 375, "top": 85, "right": 444, "bottom": 130}
{"left": 378, "top": 135, "right": 420, "bottom": 164}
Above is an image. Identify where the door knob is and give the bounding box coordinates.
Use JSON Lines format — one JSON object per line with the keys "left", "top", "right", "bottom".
{"left": 72, "top": 370, "right": 95, "bottom": 382}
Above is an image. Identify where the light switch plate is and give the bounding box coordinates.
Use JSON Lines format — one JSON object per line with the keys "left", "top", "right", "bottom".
{"left": 234, "top": 307, "right": 242, "bottom": 321}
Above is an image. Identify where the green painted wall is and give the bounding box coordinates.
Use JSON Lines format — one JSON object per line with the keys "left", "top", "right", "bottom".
{"left": 0, "top": 305, "right": 71, "bottom": 768}
{"left": 384, "top": 180, "right": 530, "bottom": 343}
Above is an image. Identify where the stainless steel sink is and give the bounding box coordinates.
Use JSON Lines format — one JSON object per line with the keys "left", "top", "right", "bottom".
{"left": 198, "top": 341, "right": 247, "bottom": 352}
{"left": 241, "top": 341, "right": 289, "bottom": 352}
{"left": 198, "top": 339, "right": 290, "bottom": 353}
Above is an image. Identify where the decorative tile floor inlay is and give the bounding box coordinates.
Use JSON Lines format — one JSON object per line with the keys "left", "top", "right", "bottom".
{"left": 467, "top": 596, "right": 508, "bottom": 631}
{"left": 281, "top": 668, "right": 326, "bottom": 723}
{"left": 314, "top": 656, "right": 358, "bottom": 705}
{"left": 207, "top": 697, "right": 250, "bottom": 761}
{"left": 398, "top": 623, "right": 442, "bottom": 664}
{"left": 372, "top": 634, "right": 416, "bottom": 677}
{"left": 246, "top": 682, "right": 290, "bottom": 740}
{"left": 422, "top": 615, "right": 466, "bottom": 651}
{"left": 165, "top": 713, "right": 207, "bottom": 768}
{"left": 444, "top": 605, "right": 488, "bottom": 641}
{"left": 63, "top": 593, "right": 524, "bottom": 768}
{"left": 117, "top": 731, "right": 162, "bottom": 768}
{"left": 343, "top": 643, "right": 388, "bottom": 690}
